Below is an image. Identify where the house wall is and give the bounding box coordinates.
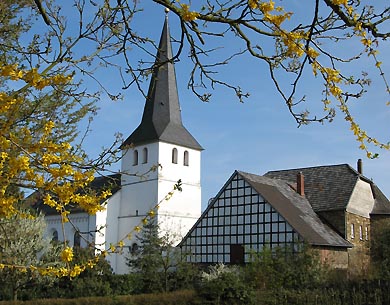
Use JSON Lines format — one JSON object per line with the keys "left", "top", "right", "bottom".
{"left": 345, "top": 212, "right": 370, "bottom": 277}
{"left": 315, "top": 247, "right": 349, "bottom": 270}
{"left": 180, "top": 173, "right": 303, "bottom": 264}
{"left": 45, "top": 212, "right": 95, "bottom": 247}
{"left": 347, "top": 179, "right": 375, "bottom": 218}
{"left": 96, "top": 192, "right": 121, "bottom": 273}
{"left": 317, "top": 210, "right": 346, "bottom": 237}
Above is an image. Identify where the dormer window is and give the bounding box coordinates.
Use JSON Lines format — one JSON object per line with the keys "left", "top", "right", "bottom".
{"left": 133, "top": 150, "right": 138, "bottom": 166}
{"left": 142, "top": 147, "right": 148, "bottom": 164}
{"left": 184, "top": 150, "right": 189, "bottom": 166}
{"left": 172, "top": 148, "right": 178, "bottom": 164}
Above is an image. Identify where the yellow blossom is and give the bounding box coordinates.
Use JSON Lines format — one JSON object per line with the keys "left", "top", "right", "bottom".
{"left": 180, "top": 4, "right": 199, "bottom": 21}
{"left": 259, "top": 0, "right": 274, "bottom": 14}
{"left": 61, "top": 247, "right": 74, "bottom": 262}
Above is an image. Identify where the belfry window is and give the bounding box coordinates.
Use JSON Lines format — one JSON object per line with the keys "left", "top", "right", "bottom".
{"left": 172, "top": 148, "right": 178, "bottom": 164}
{"left": 133, "top": 150, "right": 138, "bottom": 166}
{"left": 142, "top": 147, "right": 148, "bottom": 164}
{"left": 184, "top": 150, "right": 189, "bottom": 166}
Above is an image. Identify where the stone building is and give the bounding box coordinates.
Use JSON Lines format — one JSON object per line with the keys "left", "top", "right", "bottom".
{"left": 265, "top": 160, "right": 390, "bottom": 274}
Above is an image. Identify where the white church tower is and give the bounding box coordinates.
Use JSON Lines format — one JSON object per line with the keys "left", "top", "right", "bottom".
{"left": 115, "top": 14, "right": 203, "bottom": 273}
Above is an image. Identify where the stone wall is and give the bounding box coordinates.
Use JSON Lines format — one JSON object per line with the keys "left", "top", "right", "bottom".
{"left": 346, "top": 212, "right": 370, "bottom": 277}
{"left": 315, "top": 246, "right": 349, "bottom": 270}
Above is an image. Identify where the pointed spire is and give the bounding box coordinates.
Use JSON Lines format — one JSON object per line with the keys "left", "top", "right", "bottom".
{"left": 122, "top": 13, "right": 202, "bottom": 150}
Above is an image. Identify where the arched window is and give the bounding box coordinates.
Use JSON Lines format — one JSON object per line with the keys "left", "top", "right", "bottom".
{"left": 172, "top": 148, "right": 178, "bottom": 164}
{"left": 74, "top": 231, "right": 81, "bottom": 248}
{"left": 52, "top": 230, "right": 58, "bottom": 242}
{"left": 183, "top": 150, "right": 189, "bottom": 166}
{"left": 131, "top": 242, "right": 139, "bottom": 254}
{"left": 133, "top": 150, "right": 138, "bottom": 166}
{"left": 142, "top": 147, "right": 148, "bottom": 163}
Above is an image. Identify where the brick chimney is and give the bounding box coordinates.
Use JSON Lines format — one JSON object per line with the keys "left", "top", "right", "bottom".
{"left": 357, "top": 158, "right": 363, "bottom": 175}
{"left": 297, "top": 172, "right": 305, "bottom": 197}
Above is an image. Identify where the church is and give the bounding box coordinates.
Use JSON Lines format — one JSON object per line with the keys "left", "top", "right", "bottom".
{"left": 36, "top": 14, "right": 203, "bottom": 274}
{"left": 35, "top": 14, "right": 390, "bottom": 275}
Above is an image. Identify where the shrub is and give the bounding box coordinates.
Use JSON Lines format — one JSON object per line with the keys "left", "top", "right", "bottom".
{"left": 195, "top": 263, "right": 255, "bottom": 305}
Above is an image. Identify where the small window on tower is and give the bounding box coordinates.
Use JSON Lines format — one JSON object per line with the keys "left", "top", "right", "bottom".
{"left": 172, "top": 148, "right": 178, "bottom": 164}
{"left": 350, "top": 223, "right": 355, "bottom": 239}
{"left": 359, "top": 225, "right": 363, "bottom": 240}
{"left": 184, "top": 150, "right": 189, "bottom": 166}
{"left": 133, "top": 150, "right": 138, "bottom": 166}
{"left": 142, "top": 147, "right": 148, "bottom": 164}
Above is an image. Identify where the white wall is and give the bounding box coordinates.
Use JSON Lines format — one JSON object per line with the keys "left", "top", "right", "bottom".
{"left": 347, "top": 179, "right": 375, "bottom": 217}
{"left": 121, "top": 142, "right": 159, "bottom": 185}
{"left": 156, "top": 142, "right": 202, "bottom": 243}
{"left": 45, "top": 212, "right": 93, "bottom": 247}
{"left": 113, "top": 141, "right": 202, "bottom": 273}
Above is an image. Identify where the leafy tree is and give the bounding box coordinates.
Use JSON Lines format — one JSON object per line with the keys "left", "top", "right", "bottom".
{"left": 0, "top": 0, "right": 120, "bottom": 277}
{"left": 127, "top": 219, "right": 198, "bottom": 293}
{"left": 0, "top": 211, "right": 62, "bottom": 300}
{"left": 370, "top": 219, "right": 390, "bottom": 279}
{"left": 244, "top": 245, "right": 326, "bottom": 291}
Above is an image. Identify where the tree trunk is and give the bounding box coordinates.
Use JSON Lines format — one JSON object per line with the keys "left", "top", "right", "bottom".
{"left": 12, "top": 286, "right": 18, "bottom": 301}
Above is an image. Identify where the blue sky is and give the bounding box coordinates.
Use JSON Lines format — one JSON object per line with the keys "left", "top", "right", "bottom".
{"left": 62, "top": 1, "right": 390, "bottom": 210}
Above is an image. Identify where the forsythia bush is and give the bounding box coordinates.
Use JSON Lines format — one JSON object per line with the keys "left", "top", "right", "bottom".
{"left": 0, "top": 64, "right": 109, "bottom": 277}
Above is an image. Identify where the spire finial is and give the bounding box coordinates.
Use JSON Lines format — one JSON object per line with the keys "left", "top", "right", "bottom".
{"left": 165, "top": 7, "right": 170, "bottom": 15}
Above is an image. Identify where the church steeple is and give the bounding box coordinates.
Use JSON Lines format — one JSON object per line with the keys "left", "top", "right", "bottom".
{"left": 122, "top": 14, "right": 202, "bottom": 151}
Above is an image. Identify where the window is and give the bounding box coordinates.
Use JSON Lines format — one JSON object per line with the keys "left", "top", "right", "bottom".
{"left": 172, "top": 148, "right": 178, "bottom": 164}
{"left": 350, "top": 223, "right": 355, "bottom": 239}
{"left": 142, "top": 147, "right": 148, "bottom": 164}
{"left": 183, "top": 150, "right": 189, "bottom": 166}
{"left": 365, "top": 226, "right": 369, "bottom": 240}
{"left": 131, "top": 243, "right": 139, "bottom": 254}
{"left": 74, "top": 231, "right": 81, "bottom": 248}
{"left": 133, "top": 150, "right": 138, "bottom": 165}
{"left": 52, "top": 230, "right": 58, "bottom": 242}
{"left": 359, "top": 225, "right": 363, "bottom": 240}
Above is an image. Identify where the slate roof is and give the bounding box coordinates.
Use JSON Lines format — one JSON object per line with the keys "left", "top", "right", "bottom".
{"left": 121, "top": 15, "right": 202, "bottom": 151}
{"left": 370, "top": 184, "right": 390, "bottom": 215}
{"left": 29, "top": 174, "right": 121, "bottom": 216}
{"left": 265, "top": 164, "right": 390, "bottom": 215}
{"left": 238, "top": 171, "right": 351, "bottom": 248}
{"left": 181, "top": 170, "right": 351, "bottom": 249}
